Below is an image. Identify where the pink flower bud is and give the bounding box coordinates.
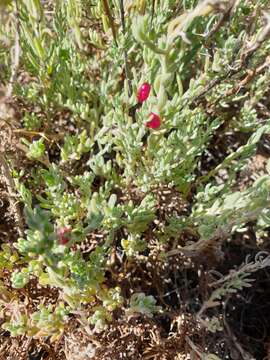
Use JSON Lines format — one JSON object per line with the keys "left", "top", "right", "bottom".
{"left": 137, "top": 82, "right": 151, "bottom": 103}
{"left": 57, "top": 227, "right": 71, "bottom": 245}
{"left": 146, "top": 112, "right": 161, "bottom": 129}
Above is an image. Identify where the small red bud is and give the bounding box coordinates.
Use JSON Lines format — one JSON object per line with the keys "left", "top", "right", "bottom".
{"left": 57, "top": 227, "right": 71, "bottom": 245}
{"left": 137, "top": 82, "right": 151, "bottom": 103}
{"left": 146, "top": 112, "right": 161, "bottom": 129}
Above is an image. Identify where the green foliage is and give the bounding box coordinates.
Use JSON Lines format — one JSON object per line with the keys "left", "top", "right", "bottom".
{"left": 11, "top": 268, "right": 30, "bottom": 288}
{"left": 127, "top": 292, "right": 162, "bottom": 317}
{"left": 0, "top": 244, "right": 18, "bottom": 272}
{"left": 2, "top": 302, "right": 69, "bottom": 341}
{"left": 23, "top": 113, "right": 42, "bottom": 130}
{"left": 89, "top": 307, "right": 112, "bottom": 333}
{"left": 24, "top": 138, "right": 46, "bottom": 160}
{"left": 61, "top": 130, "right": 93, "bottom": 162}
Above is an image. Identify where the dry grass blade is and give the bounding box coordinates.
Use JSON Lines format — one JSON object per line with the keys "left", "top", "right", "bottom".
{"left": 102, "top": 0, "right": 118, "bottom": 46}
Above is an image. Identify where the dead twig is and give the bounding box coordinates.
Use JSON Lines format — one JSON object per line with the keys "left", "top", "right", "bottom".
{"left": 223, "top": 55, "right": 270, "bottom": 98}
{"left": 0, "top": 153, "right": 24, "bottom": 237}
{"left": 118, "top": 0, "right": 132, "bottom": 96}
{"left": 204, "top": 0, "right": 237, "bottom": 41}
{"left": 181, "top": 11, "right": 270, "bottom": 112}
{"left": 102, "top": 0, "right": 118, "bottom": 46}
{"left": 6, "top": 0, "right": 20, "bottom": 99}
{"left": 167, "top": 207, "right": 267, "bottom": 259}
{"left": 223, "top": 300, "right": 255, "bottom": 360}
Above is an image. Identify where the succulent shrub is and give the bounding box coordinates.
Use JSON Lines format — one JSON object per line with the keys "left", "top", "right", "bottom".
{"left": 1, "top": 0, "right": 270, "bottom": 357}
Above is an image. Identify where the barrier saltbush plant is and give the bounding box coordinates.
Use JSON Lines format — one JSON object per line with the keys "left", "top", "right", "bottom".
{"left": 1, "top": 0, "right": 270, "bottom": 358}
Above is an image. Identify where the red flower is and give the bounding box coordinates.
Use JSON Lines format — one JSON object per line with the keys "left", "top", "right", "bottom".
{"left": 137, "top": 82, "right": 151, "bottom": 103}
{"left": 146, "top": 112, "right": 161, "bottom": 129}
{"left": 57, "top": 227, "right": 71, "bottom": 245}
